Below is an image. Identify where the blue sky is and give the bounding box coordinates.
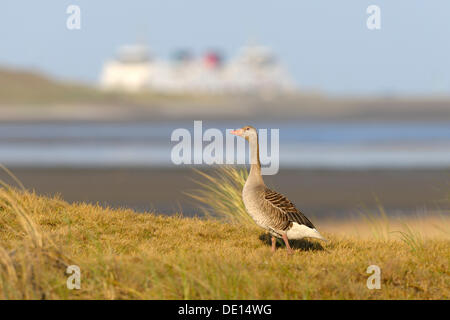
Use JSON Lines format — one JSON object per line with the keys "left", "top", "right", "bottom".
{"left": 1, "top": 1, "right": 450, "bottom": 95}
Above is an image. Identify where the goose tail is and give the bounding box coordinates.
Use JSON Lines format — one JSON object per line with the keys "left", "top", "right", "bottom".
{"left": 287, "top": 223, "right": 329, "bottom": 242}
{"left": 311, "top": 228, "right": 328, "bottom": 242}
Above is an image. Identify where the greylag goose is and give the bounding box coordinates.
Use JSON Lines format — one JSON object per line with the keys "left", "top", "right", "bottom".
{"left": 231, "top": 125, "right": 327, "bottom": 254}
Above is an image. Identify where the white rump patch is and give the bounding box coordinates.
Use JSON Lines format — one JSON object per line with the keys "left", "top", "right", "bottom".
{"left": 286, "top": 223, "right": 327, "bottom": 241}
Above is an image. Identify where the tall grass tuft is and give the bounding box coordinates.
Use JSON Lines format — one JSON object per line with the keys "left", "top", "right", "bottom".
{"left": 0, "top": 166, "right": 72, "bottom": 299}
{"left": 393, "top": 224, "right": 424, "bottom": 254}
{"left": 359, "top": 200, "right": 391, "bottom": 241}
{"left": 185, "top": 166, "right": 255, "bottom": 226}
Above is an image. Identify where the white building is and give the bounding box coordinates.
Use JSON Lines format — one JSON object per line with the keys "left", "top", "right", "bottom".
{"left": 100, "top": 44, "right": 295, "bottom": 94}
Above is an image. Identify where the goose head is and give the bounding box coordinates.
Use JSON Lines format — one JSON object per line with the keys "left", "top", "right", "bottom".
{"left": 230, "top": 125, "right": 257, "bottom": 141}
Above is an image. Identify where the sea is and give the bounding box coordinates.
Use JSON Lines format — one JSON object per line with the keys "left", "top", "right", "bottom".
{"left": 1, "top": 121, "right": 449, "bottom": 170}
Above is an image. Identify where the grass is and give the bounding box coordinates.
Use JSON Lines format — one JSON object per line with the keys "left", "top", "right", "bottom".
{"left": 0, "top": 167, "right": 449, "bottom": 299}
{"left": 185, "top": 166, "right": 252, "bottom": 225}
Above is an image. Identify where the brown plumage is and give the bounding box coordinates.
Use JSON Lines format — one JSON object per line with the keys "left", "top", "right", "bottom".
{"left": 264, "top": 189, "right": 315, "bottom": 230}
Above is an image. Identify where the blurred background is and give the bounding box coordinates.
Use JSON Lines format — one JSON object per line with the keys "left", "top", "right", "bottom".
{"left": 0, "top": 1, "right": 449, "bottom": 219}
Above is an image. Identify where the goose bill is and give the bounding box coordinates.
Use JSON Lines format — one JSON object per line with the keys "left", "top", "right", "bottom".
{"left": 230, "top": 129, "right": 244, "bottom": 136}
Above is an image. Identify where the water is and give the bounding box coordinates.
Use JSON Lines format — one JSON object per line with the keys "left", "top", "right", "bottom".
{"left": 1, "top": 121, "right": 450, "bottom": 169}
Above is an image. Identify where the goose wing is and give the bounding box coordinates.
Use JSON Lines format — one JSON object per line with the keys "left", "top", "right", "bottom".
{"left": 263, "top": 188, "right": 315, "bottom": 229}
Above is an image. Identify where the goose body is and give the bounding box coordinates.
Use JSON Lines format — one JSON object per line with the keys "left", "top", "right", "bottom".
{"left": 242, "top": 184, "right": 326, "bottom": 241}
{"left": 231, "top": 125, "right": 326, "bottom": 253}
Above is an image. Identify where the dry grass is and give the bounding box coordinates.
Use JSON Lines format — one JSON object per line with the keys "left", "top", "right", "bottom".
{"left": 0, "top": 167, "right": 449, "bottom": 299}
{"left": 0, "top": 174, "right": 73, "bottom": 299}
{"left": 185, "top": 167, "right": 253, "bottom": 225}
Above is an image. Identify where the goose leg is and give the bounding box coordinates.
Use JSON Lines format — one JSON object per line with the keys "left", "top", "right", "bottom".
{"left": 271, "top": 236, "right": 277, "bottom": 252}
{"left": 282, "top": 234, "right": 293, "bottom": 254}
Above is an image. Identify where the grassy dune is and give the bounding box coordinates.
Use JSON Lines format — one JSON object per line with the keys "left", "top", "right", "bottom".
{"left": 0, "top": 183, "right": 449, "bottom": 299}
{"left": 0, "top": 68, "right": 111, "bottom": 105}
{"left": 0, "top": 68, "right": 226, "bottom": 106}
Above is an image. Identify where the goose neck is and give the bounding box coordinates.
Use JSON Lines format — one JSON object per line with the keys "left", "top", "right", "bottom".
{"left": 248, "top": 135, "right": 264, "bottom": 185}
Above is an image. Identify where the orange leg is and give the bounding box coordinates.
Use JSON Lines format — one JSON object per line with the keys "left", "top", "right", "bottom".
{"left": 271, "top": 236, "right": 277, "bottom": 252}
{"left": 282, "top": 234, "right": 293, "bottom": 255}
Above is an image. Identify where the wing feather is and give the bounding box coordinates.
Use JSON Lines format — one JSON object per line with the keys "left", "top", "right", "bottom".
{"left": 263, "top": 189, "right": 315, "bottom": 229}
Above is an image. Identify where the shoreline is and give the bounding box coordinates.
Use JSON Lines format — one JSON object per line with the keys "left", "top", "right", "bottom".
{"left": 1, "top": 94, "right": 450, "bottom": 122}
{"left": 3, "top": 167, "right": 449, "bottom": 219}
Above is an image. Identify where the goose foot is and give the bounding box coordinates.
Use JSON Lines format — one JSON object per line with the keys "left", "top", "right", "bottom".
{"left": 282, "top": 234, "right": 294, "bottom": 255}
{"left": 271, "top": 236, "right": 277, "bottom": 252}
